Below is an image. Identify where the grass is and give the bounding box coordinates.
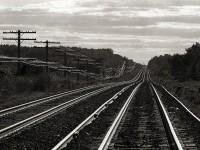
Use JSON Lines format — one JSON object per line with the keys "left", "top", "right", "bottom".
{"left": 0, "top": 64, "right": 141, "bottom": 110}
{"left": 0, "top": 72, "right": 95, "bottom": 110}
{"left": 153, "top": 77, "right": 200, "bottom": 118}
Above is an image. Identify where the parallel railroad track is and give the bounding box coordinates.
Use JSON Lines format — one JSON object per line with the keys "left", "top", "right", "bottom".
{"left": 98, "top": 81, "right": 179, "bottom": 149}
{"left": 53, "top": 83, "right": 137, "bottom": 150}
{"left": 0, "top": 87, "right": 106, "bottom": 130}
{"left": 0, "top": 69, "right": 144, "bottom": 133}
{"left": 0, "top": 67, "right": 145, "bottom": 118}
{"left": 0, "top": 86, "right": 117, "bottom": 139}
{"left": 51, "top": 71, "right": 146, "bottom": 150}
{"left": 0, "top": 68, "right": 146, "bottom": 149}
{"left": 55, "top": 70, "right": 198, "bottom": 150}
{"left": 98, "top": 74, "right": 199, "bottom": 149}
{"left": 0, "top": 83, "right": 119, "bottom": 117}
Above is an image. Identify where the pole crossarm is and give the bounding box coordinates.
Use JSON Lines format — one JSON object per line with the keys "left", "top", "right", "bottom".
{"left": 34, "top": 40, "right": 60, "bottom": 73}
{"left": 20, "top": 31, "right": 36, "bottom": 34}
{"left": 3, "top": 31, "right": 36, "bottom": 34}
{"left": 3, "top": 38, "right": 36, "bottom": 41}
{"left": 33, "top": 46, "right": 45, "bottom": 48}
{"left": 34, "top": 41, "right": 46, "bottom": 44}
{"left": 3, "top": 31, "right": 18, "bottom": 34}
{"left": 49, "top": 42, "right": 60, "bottom": 44}
{"left": 21, "top": 38, "right": 37, "bottom": 40}
{"left": 2, "top": 29, "right": 37, "bottom": 74}
{"left": 54, "top": 47, "right": 75, "bottom": 77}
{"left": 3, "top": 38, "right": 18, "bottom": 40}
{"left": 34, "top": 40, "right": 60, "bottom": 44}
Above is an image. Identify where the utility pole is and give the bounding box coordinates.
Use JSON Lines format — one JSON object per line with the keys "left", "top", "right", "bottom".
{"left": 34, "top": 40, "right": 60, "bottom": 72}
{"left": 55, "top": 47, "right": 76, "bottom": 77}
{"left": 77, "top": 56, "right": 80, "bottom": 81}
{"left": 3, "top": 30, "right": 36, "bottom": 74}
{"left": 76, "top": 55, "right": 90, "bottom": 81}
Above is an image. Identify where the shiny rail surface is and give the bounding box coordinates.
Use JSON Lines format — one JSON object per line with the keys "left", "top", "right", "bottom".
{"left": 0, "top": 68, "right": 145, "bottom": 141}
{"left": 98, "top": 81, "right": 184, "bottom": 150}
{"left": 0, "top": 67, "right": 144, "bottom": 117}
{"left": 0, "top": 86, "right": 113, "bottom": 140}
{"left": 153, "top": 83, "right": 200, "bottom": 149}
{"left": 52, "top": 84, "right": 134, "bottom": 150}
{"left": 0, "top": 83, "right": 112, "bottom": 117}
{"left": 52, "top": 69, "right": 146, "bottom": 150}
{"left": 98, "top": 82, "right": 142, "bottom": 150}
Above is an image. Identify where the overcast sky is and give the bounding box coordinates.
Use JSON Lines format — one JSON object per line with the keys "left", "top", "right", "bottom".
{"left": 0, "top": 0, "right": 200, "bottom": 64}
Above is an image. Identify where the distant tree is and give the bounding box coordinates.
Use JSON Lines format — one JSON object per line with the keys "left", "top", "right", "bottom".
{"left": 148, "top": 42, "right": 200, "bottom": 81}
{"left": 186, "top": 42, "right": 200, "bottom": 55}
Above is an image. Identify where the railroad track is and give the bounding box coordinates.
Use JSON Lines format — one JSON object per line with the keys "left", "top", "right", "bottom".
{"left": 97, "top": 77, "right": 199, "bottom": 149}
{"left": 0, "top": 68, "right": 145, "bottom": 143}
{"left": 0, "top": 84, "right": 126, "bottom": 130}
{"left": 0, "top": 67, "right": 144, "bottom": 118}
{"left": 54, "top": 67, "right": 195, "bottom": 150}
{"left": 51, "top": 70, "right": 199, "bottom": 150}
{"left": 98, "top": 81, "right": 183, "bottom": 149}
{"left": 52, "top": 72, "right": 145, "bottom": 150}
{"left": 153, "top": 83, "right": 200, "bottom": 149}
{"left": 0, "top": 82, "right": 116, "bottom": 117}
{"left": 52, "top": 83, "right": 135, "bottom": 150}
{"left": 0, "top": 84, "right": 124, "bottom": 140}
{"left": 0, "top": 70, "right": 145, "bottom": 149}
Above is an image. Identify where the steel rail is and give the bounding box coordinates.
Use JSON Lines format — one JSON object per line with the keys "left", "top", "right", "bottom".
{"left": 98, "top": 82, "right": 142, "bottom": 150}
{"left": 150, "top": 83, "right": 183, "bottom": 150}
{"left": 52, "top": 68, "right": 145, "bottom": 150}
{"left": 98, "top": 76, "right": 183, "bottom": 150}
{"left": 0, "top": 84, "right": 105, "bottom": 117}
{"left": 0, "top": 67, "right": 144, "bottom": 140}
{"left": 0, "top": 70, "right": 143, "bottom": 141}
{"left": 164, "top": 87, "right": 200, "bottom": 122}
{"left": 128, "top": 67, "right": 144, "bottom": 83}
{"left": 52, "top": 83, "right": 134, "bottom": 150}
{"left": 0, "top": 86, "right": 114, "bottom": 140}
{"left": 0, "top": 67, "right": 144, "bottom": 117}
{"left": 150, "top": 81, "right": 200, "bottom": 122}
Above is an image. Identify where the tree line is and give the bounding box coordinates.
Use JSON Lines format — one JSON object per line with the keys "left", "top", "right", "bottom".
{"left": 148, "top": 42, "right": 200, "bottom": 81}
{"left": 0, "top": 44, "right": 136, "bottom": 75}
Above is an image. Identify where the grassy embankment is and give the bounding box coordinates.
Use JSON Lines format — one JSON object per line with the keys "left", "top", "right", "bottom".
{"left": 152, "top": 77, "right": 200, "bottom": 118}
{"left": 0, "top": 64, "right": 142, "bottom": 110}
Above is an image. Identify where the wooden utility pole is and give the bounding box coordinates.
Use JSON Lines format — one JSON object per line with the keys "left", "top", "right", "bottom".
{"left": 55, "top": 47, "right": 76, "bottom": 77}
{"left": 77, "top": 56, "right": 80, "bottom": 81}
{"left": 3, "top": 30, "right": 36, "bottom": 74}
{"left": 34, "top": 40, "right": 60, "bottom": 72}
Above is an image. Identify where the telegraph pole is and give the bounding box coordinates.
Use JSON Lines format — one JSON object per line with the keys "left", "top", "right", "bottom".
{"left": 77, "top": 56, "right": 80, "bottom": 81}
{"left": 76, "top": 55, "right": 89, "bottom": 81}
{"left": 3, "top": 30, "right": 36, "bottom": 74}
{"left": 55, "top": 47, "right": 76, "bottom": 77}
{"left": 34, "top": 40, "right": 60, "bottom": 72}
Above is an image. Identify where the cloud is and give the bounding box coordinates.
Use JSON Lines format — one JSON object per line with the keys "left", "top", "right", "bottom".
{"left": 1, "top": 0, "right": 200, "bottom": 64}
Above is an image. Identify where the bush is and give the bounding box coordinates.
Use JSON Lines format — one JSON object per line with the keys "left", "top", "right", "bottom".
{"left": 15, "top": 77, "right": 33, "bottom": 92}
{"left": 32, "top": 73, "right": 51, "bottom": 91}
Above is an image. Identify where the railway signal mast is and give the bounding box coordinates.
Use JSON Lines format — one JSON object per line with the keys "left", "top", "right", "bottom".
{"left": 34, "top": 40, "right": 60, "bottom": 72}
{"left": 3, "top": 30, "right": 36, "bottom": 74}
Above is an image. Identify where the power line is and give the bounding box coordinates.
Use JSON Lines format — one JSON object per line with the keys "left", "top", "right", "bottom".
{"left": 3, "top": 30, "right": 36, "bottom": 74}
{"left": 55, "top": 47, "right": 76, "bottom": 77}
{"left": 34, "top": 40, "right": 60, "bottom": 72}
